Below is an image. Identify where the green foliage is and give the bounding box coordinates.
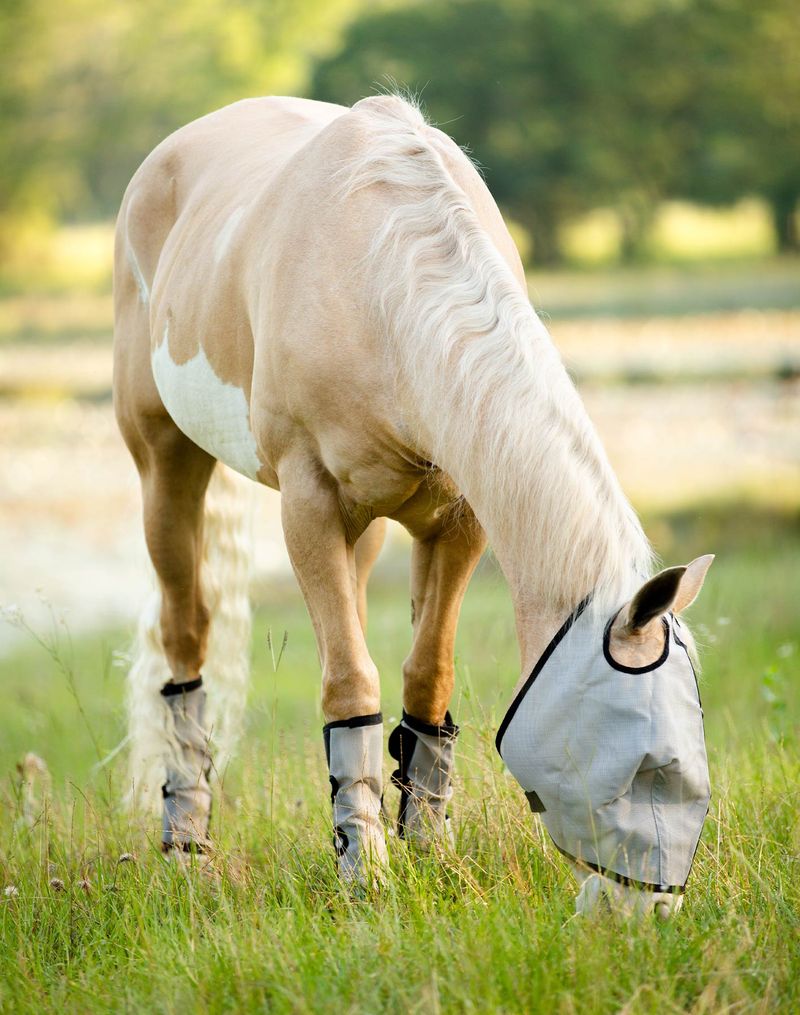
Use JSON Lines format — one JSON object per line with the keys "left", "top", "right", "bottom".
{"left": 0, "top": 0, "right": 367, "bottom": 254}
{"left": 3, "top": 0, "right": 798, "bottom": 268}
{"left": 683, "top": 0, "right": 800, "bottom": 251}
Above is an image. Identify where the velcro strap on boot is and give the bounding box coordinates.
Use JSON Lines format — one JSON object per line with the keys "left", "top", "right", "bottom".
{"left": 388, "top": 710, "right": 459, "bottom": 840}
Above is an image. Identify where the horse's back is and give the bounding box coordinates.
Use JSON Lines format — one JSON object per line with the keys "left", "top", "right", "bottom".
{"left": 117, "top": 96, "right": 347, "bottom": 309}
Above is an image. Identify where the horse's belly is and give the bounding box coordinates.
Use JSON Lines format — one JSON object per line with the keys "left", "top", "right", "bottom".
{"left": 151, "top": 337, "right": 262, "bottom": 480}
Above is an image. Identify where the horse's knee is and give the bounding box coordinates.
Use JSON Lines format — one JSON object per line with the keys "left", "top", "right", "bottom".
{"left": 401, "top": 659, "right": 454, "bottom": 725}
{"left": 322, "top": 659, "right": 381, "bottom": 722}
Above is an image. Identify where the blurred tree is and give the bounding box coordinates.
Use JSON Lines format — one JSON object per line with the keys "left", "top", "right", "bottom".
{"left": 311, "top": 0, "right": 800, "bottom": 263}
{"left": 0, "top": 0, "right": 368, "bottom": 254}
{"left": 2, "top": 0, "right": 798, "bottom": 264}
{"left": 310, "top": 0, "right": 708, "bottom": 263}
{"left": 0, "top": 0, "right": 67, "bottom": 252}
{"left": 684, "top": 0, "right": 800, "bottom": 253}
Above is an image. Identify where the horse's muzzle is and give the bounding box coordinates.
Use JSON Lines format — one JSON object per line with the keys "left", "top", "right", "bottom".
{"left": 570, "top": 863, "right": 684, "bottom": 920}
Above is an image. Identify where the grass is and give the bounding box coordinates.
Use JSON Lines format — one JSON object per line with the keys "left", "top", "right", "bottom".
{"left": 0, "top": 518, "right": 799, "bottom": 1013}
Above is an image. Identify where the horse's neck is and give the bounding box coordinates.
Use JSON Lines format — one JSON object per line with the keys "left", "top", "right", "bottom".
{"left": 340, "top": 104, "right": 651, "bottom": 669}
{"left": 395, "top": 301, "right": 650, "bottom": 673}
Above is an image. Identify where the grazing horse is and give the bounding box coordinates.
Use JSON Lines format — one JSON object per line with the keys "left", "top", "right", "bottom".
{"left": 114, "top": 94, "right": 713, "bottom": 915}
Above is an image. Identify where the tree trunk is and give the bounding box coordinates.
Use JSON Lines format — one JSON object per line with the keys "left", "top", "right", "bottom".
{"left": 770, "top": 188, "right": 800, "bottom": 254}
{"left": 618, "top": 197, "right": 655, "bottom": 263}
{"left": 526, "top": 209, "right": 562, "bottom": 267}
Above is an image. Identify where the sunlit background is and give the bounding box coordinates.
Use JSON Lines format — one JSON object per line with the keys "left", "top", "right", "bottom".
{"left": 1, "top": 0, "right": 798, "bottom": 647}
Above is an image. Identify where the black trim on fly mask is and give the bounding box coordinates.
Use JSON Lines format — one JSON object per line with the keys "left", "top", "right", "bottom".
{"left": 389, "top": 710, "right": 458, "bottom": 838}
{"left": 553, "top": 843, "right": 686, "bottom": 894}
{"left": 495, "top": 594, "right": 592, "bottom": 757}
{"left": 602, "top": 613, "right": 670, "bottom": 674}
{"left": 525, "top": 790, "right": 546, "bottom": 813}
{"left": 672, "top": 614, "right": 704, "bottom": 707}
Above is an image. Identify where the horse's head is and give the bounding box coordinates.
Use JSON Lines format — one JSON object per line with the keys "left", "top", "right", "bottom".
{"left": 497, "top": 555, "right": 715, "bottom": 918}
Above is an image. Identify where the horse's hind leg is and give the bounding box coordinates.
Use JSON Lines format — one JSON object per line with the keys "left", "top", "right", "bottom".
{"left": 354, "top": 518, "right": 387, "bottom": 632}
{"left": 389, "top": 506, "right": 486, "bottom": 847}
{"left": 118, "top": 390, "right": 218, "bottom": 848}
{"left": 142, "top": 435, "right": 219, "bottom": 851}
{"left": 139, "top": 431, "right": 216, "bottom": 687}
{"left": 278, "top": 456, "right": 387, "bottom": 885}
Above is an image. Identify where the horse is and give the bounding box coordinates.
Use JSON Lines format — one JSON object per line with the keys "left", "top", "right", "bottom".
{"left": 113, "top": 94, "right": 714, "bottom": 917}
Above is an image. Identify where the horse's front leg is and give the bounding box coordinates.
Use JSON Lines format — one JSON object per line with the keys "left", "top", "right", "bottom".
{"left": 279, "top": 457, "right": 387, "bottom": 885}
{"left": 390, "top": 506, "right": 486, "bottom": 847}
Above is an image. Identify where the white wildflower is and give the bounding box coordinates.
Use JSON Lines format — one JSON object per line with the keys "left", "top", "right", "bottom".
{"left": 0, "top": 604, "right": 23, "bottom": 627}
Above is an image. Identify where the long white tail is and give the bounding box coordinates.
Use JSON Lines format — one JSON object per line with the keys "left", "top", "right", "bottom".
{"left": 125, "top": 464, "right": 253, "bottom": 813}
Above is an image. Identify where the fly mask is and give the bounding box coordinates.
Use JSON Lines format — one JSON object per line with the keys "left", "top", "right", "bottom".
{"left": 496, "top": 588, "right": 711, "bottom": 898}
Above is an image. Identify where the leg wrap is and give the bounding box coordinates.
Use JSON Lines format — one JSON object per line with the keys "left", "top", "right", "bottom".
{"left": 389, "top": 711, "right": 459, "bottom": 847}
{"left": 161, "top": 679, "right": 212, "bottom": 851}
{"left": 323, "top": 714, "right": 387, "bottom": 885}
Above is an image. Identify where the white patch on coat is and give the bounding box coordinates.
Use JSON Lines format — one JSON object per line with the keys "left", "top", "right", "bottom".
{"left": 151, "top": 325, "right": 262, "bottom": 480}
{"left": 126, "top": 241, "right": 149, "bottom": 304}
{"left": 214, "top": 206, "right": 246, "bottom": 264}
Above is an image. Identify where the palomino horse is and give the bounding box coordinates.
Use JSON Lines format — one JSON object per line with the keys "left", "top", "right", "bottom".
{"left": 114, "top": 94, "right": 713, "bottom": 916}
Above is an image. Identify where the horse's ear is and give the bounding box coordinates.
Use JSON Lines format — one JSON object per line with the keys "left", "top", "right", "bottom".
{"left": 625, "top": 555, "right": 715, "bottom": 632}
{"left": 672, "top": 554, "right": 714, "bottom": 614}
{"left": 625, "top": 566, "right": 686, "bottom": 632}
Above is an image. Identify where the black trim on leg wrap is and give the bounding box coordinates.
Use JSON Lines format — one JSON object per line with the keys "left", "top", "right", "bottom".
{"left": 400, "top": 710, "right": 459, "bottom": 739}
{"left": 388, "top": 723, "right": 416, "bottom": 836}
{"left": 161, "top": 676, "right": 204, "bottom": 697}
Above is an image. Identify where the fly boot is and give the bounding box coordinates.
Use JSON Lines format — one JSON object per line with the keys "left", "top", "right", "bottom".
{"left": 323, "top": 713, "right": 388, "bottom": 886}
{"left": 389, "top": 710, "right": 458, "bottom": 848}
{"left": 161, "top": 678, "right": 212, "bottom": 852}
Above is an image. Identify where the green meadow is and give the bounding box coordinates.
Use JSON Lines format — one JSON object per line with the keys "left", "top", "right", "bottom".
{"left": 1, "top": 511, "right": 798, "bottom": 1013}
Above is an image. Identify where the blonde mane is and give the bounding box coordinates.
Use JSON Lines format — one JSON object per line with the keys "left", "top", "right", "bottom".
{"left": 340, "top": 95, "right": 653, "bottom": 615}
